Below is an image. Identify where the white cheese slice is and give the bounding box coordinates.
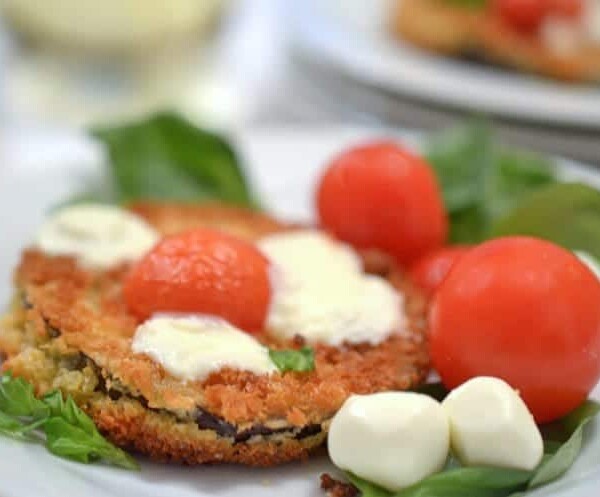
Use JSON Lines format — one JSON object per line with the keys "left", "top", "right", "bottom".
{"left": 34, "top": 203, "right": 159, "bottom": 269}
{"left": 131, "top": 315, "right": 277, "bottom": 381}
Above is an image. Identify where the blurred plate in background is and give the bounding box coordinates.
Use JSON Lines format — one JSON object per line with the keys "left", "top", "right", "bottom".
{"left": 290, "top": 0, "right": 600, "bottom": 129}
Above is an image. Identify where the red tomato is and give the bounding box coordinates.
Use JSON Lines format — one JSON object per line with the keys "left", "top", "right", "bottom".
{"left": 430, "top": 237, "right": 600, "bottom": 422}
{"left": 549, "top": 0, "right": 583, "bottom": 17}
{"left": 409, "top": 245, "right": 471, "bottom": 296}
{"left": 124, "top": 229, "right": 271, "bottom": 332}
{"left": 316, "top": 142, "right": 448, "bottom": 266}
{"left": 492, "top": 0, "right": 550, "bottom": 32}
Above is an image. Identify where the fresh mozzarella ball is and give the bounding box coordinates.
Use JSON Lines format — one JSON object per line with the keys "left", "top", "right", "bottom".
{"left": 442, "top": 377, "right": 543, "bottom": 471}
{"left": 328, "top": 392, "right": 450, "bottom": 492}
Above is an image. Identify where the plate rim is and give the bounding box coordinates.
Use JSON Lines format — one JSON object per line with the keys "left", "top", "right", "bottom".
{"left": 290, "top": 0, "right": 600, "bottom": 129}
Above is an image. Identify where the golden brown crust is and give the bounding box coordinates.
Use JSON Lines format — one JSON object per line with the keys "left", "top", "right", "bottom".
{"left": 0, "top": 202, "right": 429, "bottom": 465}
{"left": 88, "top": 396, "right": 328, "bottom": 466}
{"left": 392, "top": 0, "right": 600, "bottom": 82}
{"left": 8, "top": 251, "right": 428, "bottom": 426}
{"left": 129, "top": 202, "right": 287, "bottom": 240}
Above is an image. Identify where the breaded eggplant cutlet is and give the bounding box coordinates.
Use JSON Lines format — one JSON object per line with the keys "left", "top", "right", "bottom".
{"left": 393, "top": 0, "right": 600, "bottom": 83}
{"left": 0, "top": 203, "right": 429, "bottom": 466}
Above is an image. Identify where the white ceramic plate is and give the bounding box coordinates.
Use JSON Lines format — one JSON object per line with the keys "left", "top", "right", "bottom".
{"left": 1, "top": 126, "right": 599, "bottom": 496}
{"left": 290, "top": 0, "right": 600, "bottom": 129}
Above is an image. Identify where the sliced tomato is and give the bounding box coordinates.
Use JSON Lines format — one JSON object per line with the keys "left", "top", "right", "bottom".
{"left": 430, "top": 237, "right": 600, "bottom": 422}
{"left": 316, "top": 142, "right": 448, "bottom": 266}
{"left": 124, "top": 229, "right": 271, "bottom": 332}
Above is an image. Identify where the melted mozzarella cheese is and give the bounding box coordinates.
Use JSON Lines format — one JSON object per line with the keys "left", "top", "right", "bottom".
{"left": 257, "top": 231, "right": 405, "bottom": 346}
{"left": 328, "top": 392, "right": 450, "bottom": 492}
{"left": 442, "top": 377, "right": 543, "bottom": 471}
{"left": 34, "top": 204, "right": 159, "bottom": 269}
{"left": 131, "top": 315, "right": 277, "bottom": 381}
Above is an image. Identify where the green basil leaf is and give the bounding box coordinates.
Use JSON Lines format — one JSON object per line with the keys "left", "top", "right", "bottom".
{"left": 41, "top": 390, "right": 66, "bottom": 417}
{"left": 0, "top": 374, "right": 138, "bottom": 470}
{"left": 488, "top": 151, "right": 556, "bottom": 220}
{"left": 396, "top": 467, "right": 532, "bottom": 497}
{"left": 0, "top": 372, "right": 49, "bottom": 419}
{"left": 0, "top": 411, "right": 40, "bottom": 440}
{"left": 65, "top": 397, "right": 99, "bottom": 436}
{"left": 0, "top": 411, "right": 26, "bottom": 434}
{"left": 528, "top": 401, "right": 600, "bottom": 488}
{"left": 347, "top": 473, "right": 392, "bottom": 497}
{"left": 44, "top": 417, "right": 139, "bottom": 469}
{"left": 43, "top": 391, "right": 97, "bottom": 437}
{"left": 0, "top": 419, "right": 45, "bottom": 441}
{"left": 91, "top": 112, "right": 257, "bottom": 207}
{"left": 44, "top": 418, "right": 99, "bottom": 463}
{"left": 447, "top": 207, "right": 488, "bottom": 244}
{"left": 426, "top": 121, "right": 556, "bottom": 244}
{"left": 491, "top": 183, "right": 600, "bottom": 259}
{"left": 347, "top": 467, "right": 532, "bottom": 497}
{"left": 426, "top": 121, "right": 494, "bottom": 214}
{"left": 269, "top": 347, "right": 315, "bottom": 372}
{"left": 426, "top": 121, "right": 498, "bottom": 244}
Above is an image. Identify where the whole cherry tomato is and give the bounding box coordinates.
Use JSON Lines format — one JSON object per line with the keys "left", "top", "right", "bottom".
{"left": 430, "top": 236, "right": 600, "bottom": 422}
{"left": 316, "top": 142, "right": 448, "bottom": 266}
{"left": 124, "top": 229, "right": 271, "bottom": 332}
{"left": 409, "top": 245, "right": 471, "bottom": 296}
{"left": 492, "top": 0, "right": 550, "bottom": 32}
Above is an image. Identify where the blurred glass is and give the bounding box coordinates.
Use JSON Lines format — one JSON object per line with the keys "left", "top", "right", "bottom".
{"left": 1, "top": 0, "right": 225, "bottom": 53}
{"left": 0, "top": 0, "right": 231, "bottom": 126}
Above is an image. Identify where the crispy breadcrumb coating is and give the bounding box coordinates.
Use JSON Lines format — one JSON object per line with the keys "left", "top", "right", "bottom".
{"left": 0, "top": 203, "right": 429, "bottom": 465}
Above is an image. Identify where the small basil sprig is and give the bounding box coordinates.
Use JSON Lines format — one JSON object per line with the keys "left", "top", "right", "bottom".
{"left": 343, "top": 386, "right": 599, "bottom": 497}
{"left": 269, "top": 347, "right": 315, "bottom": 372}
{"left": 0, "top": 372, "right": 139, "bottom": 469}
